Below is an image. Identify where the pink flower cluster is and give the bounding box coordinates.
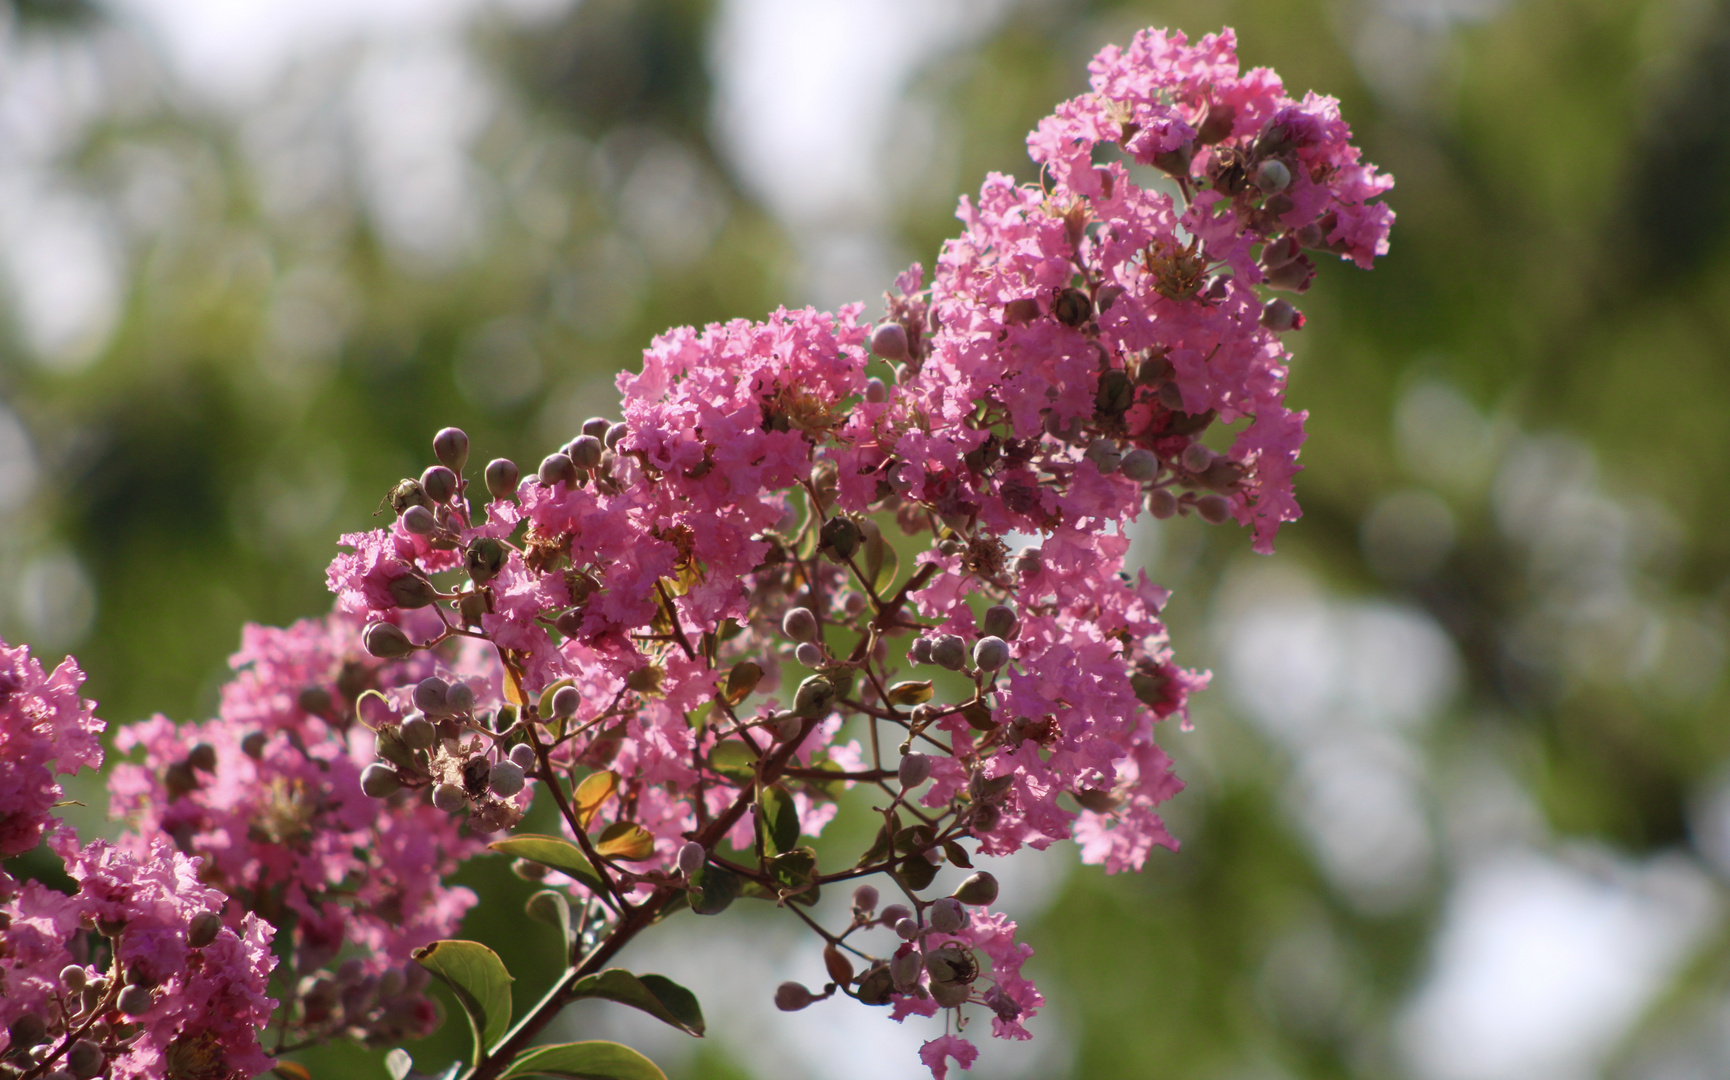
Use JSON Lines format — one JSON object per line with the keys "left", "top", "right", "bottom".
{"left": 0, "top": 641, "right": 103, "bottom": 866}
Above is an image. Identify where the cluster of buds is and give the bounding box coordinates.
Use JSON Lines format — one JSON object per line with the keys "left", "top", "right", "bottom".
{"left": 359, "top": 673, "right": 530, "bottom": 834}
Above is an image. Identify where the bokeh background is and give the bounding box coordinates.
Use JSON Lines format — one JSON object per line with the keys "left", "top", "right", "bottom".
{"left": 3, "top": 0, "right": 1729, "bottom": 1077}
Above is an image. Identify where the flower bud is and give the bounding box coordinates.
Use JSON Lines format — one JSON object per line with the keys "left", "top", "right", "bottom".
{"left": 187, "top": 742, "right": 218, "bottom": 773}
{"left": 118, "top": 984, "right": 154, "bottom": 1016}
{"left": 539, "top": 453, "right": 578, "bottom": 488}
{"left": 1015, "top": 548, "right": 1041, "bottom": 576}
{"left": 433, "top": 427, "right": 470, "bottom": 471}
{"left": 852, "top": 884, "right": 879, "bottom": 914}
{"left": 431, "top": 783, "right": 467, "bottom": 813}
{"left": 792, "top": 675, "right": 836, "bottom": 719}
{"left": 1119, "top": 448, "right": 1160, "bottom": 482}
{"left": 388, "top": 574, "right": 438, "bottom": 609}
{"left": 980, "top": 604, "right": 1017, "bottom": 641}
{"left": 445, "top": 681, "right": 476, "bottom": 716}
{"left": 509, "top": 743, "right": 537, "bottom": 771}
{"left": 1254, "top": 158, "right": 1291, "bottom": 194}
{"left": 241, "top": 731, "right": 268, "bottom": 759}
{"left": 363, "top": 622, "right": 415, "bottom": 659}
{"left": 774, "top": 982, "right": 816, "bottom": 1011}
{"left": 187, "top": 911, "right": 223, "bottom": 949}
{"left": 8, "top": 1012, "right": 46, "bottom": 1047}
{"left": 886, "top": 949, "right": 923, "bottom": 991}
{"left": 879, "top": 903, "right": 911, "bottom": 928}
{"left": 930, "top": 978, "right": 971, "bottom": 1008}
{"left": 951, "top": 871, "right": 999, "bottom": 906}
{"left": 1196, "top": 494, "right": 1232, "bottom": 524}
{"left": 910, "top": 637, "right": 934, "bottom": 665}
{"left": 66, "top": 1039, "right": 104, "bottom": 1079}
{"left": 60, "top": 964, "right": 87, "bottom": 992}
{"left": 1264, "top": 251, "right": 1315, "bottom": 292}
{"left": 485, "top": 457, "right": 520, "bottom": 500}
{"left": 1053, "top": 287, "right": 1092, "bottom": 327}
{"left": 864, "top": 377, "right": 888, "bottom": 404}
{"left": 567, "top": 435, "right": 604, "bottom": 470}
{"left": 604, "top": 422, "right": 629, "bottom": 449}
{"left": 899, "top": 752, "right": 932, "bottom": 789}
{"left": 420, "top": 465, "right": 458, "bottom": 504}
{"left": 894, "top": 918, "right": 920, "bottom": 940}
{"left": 782, "top": 607, "right": 819, "bottom": 643}
{"left": 465, "top": 537, "right": 507, "bottom": 585}
{"left": 677, "top": 841, "right": 705, "bottom": 876}
{"left": 819, "top": 516, "right": 860, "bottom": 559}
{"left": 972, "top": 636, "right": 1010, "bottom": 671}
{"left": 928, "top": 897, "right": 965, "bottom": 933}
{"left": 774, "top": 713, "right": 804, "bottom": 742}
{"left": 414, "top": 677, "right": 450, "bottom": 715}
{"left": 1147, "top": 488, "right": 1179, "bottom": 520}
{"left": 551, "top": 685, "right": 580, "bottom": 719}
{"left": 401, "top": 505, "right": 437, "bottom": 536}
{"left": 361, "top": 763, "right": 402, "bottom": 799}
{"left": 580, "top": 416, "right": 611, "bottom": 439}
{"left": 1260, "top": 298, "right": 1301, "bottom": 332}
{"left": 794, "top": 642, "right": 824, "bottom": 668}
{"left": 400, "top": 715, "right": 437, "bottom": 750}
{"left": 870, "top": 321, "right": 909, "bottom": 361}
{"left": 1084, "top": 439, "right": 1122, "bottom": 475}
{"left": 1181, "top": 442, "right": 1213, "bottom": 474}
{"left": 488, "top": 760, "right": 526, "bottom": 797}
{"left": 931, "top": 634, "right": 966, "bottom": 671}
{"left": 823, "top": 943, "right": 855, "bottom": 986}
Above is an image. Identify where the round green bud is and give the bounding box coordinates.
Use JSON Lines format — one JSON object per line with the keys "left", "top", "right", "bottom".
{"left": 1085, "top": 440, "right": 1122, "bottom": 475}
{"left": 400, "top": 505, "right": 437, "bottom": 535}
{"left": 792, "top": 675, "right": 836, "bottom": 719}
{"left": 794, "top": 642, "right": 824, "bottom": 668}
{"left": 387, "top": 574, "right": 438, "bottom": 610}
{"left": 972, "top": 636, "right": 1010, "bottom": 671}
{"left": 870, "top": 322, "right": 909, "bottom": 361}
{"left": 931, "top": 634, "right": 966, "bottom": 671}
{"left": 930, "top": 978, "right": 971, "bottom": 1008}
{"left": 1119, "top": 448, "right": 1160, "bottom": 482}
{"left": 552, "top": 685, "right": 580, "bottom": 719}
{"left": 980, "top": 603, "right": 1018, "bottom": 641}
{"left": 1254, "top": 158, "right": 1291, "bottom": 194}
{"left": 890, "top": 949, "right": 923, "bottom": 991}
{"left": 1196, "top": 494, "right": 1232, "bottom": 524}
{"left": 605, "top": 421, "right": 629, "bottom": 449}
{"left": 298, "top": 685, "right": 333, "bottom": 717}
{"left": 413, "top": 677, "right": 449, "bottom": 715}
{"left": 465, "top": 537, "right": 507, "bottom": 586}
{"left": 187, "top": 743, "right": 217, "bottom": 773}
{"left": 509, "top": 743, "right": 537, "bottom": 771}
{"left": 1015, "top": 548, "right": 1042, "bottom": 576}
{"left": 1147, "top": 488, "right": 1179, "bottom": 520}
{"left": 677, "top": 841, "right": 705, "bottom": 876}
{"left": 60, "top": 964, "right": 87, "bottom": 992}
{"left": 852, "top": 884, "right": 879, "bottom": 914}
{"left": 567, "top": 435, "right": 603, "bottom": 469}
{"left": 8, "top": 1012, "right": 47, "bottom": 1047}
{"left": 1181, "top": 442, "right": 1213, "bottom": 473}
{"left": 241, "top": 731, "right": 268, "bottom": 759}
{"left": 928, "top": 896, "right": 965, "bottom": 933}
{"left": 951, "top": 871, "right": 999, "bottom": 906}
{"left": 445, "top": 681, "right": 476, "bottom": 715}
{"left": 864, "top": 377, "right": 888, "bottom": 404}
{"left": 421, "top": 465, "right": 458, "bottom": 504}
{"left": 400, "top": 715, "right": 437, "bottom": 750}
{"left": 582, "top": 416, "right": 611, "bottom": 438}
{"left": 1054, "top": 287, "right": 1092, "bottom": 328}
{"left": 898, "top": 752, "right": 931, "bottom": 789}
{"left": 1096, "top": 283, "right": 1127, "bottom": 311}
{"left": 1260, "top": 298, "right": 1299, "bottom": 332}
{"left": 909, "top": 637, "right": 934, "bottom": 665}
{"left": 485, "top": 457, "right": 520, "bottom": 500}
{"left": 782, "top": 606, "right": 819, "bottom": 643}
{"left": 879, "top": 903, "right": 911, "bottom": 928}
{"left": 363, "top": 621, "right": 415, "bottom": 659}
{"left": 894, "top": 917, "right": 919, "bottom": 940}
{"left": 433, "top": 427, "right": 469, "bottom": 471}
{"left": 488, "top": 760, "right": 526, "bottom": 797}
{"left": 431, "top": 783, "right": 467, "bottom": 813}
{"left": 361, "top": 763, "right": 402, "bottom": 798}
{"left": 539, "top": 452, "right": 577, "bottom": 488}
{"left": 187, "top": 911, "right": 223, "bottom": 949}
{"left": 67, "top": 1039, "right": 104, "bottom": 1080}
{"left": 819, "top": 516, "right": 861, "bottom": 559}
{"left": 118, "top": 984, "right": 154, "bottom": 1017}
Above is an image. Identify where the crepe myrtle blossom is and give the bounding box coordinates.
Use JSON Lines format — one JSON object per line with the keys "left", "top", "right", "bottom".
{"left": 2, "top": 26, "right": 1385, "bottom": 1080}
{"left": 0, "top": 640, "right": 103, "bottom": 873}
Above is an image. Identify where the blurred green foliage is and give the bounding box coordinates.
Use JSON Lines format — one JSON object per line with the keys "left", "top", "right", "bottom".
{"left": 4, "top": 0, "right": 1729, "bottom": 1077}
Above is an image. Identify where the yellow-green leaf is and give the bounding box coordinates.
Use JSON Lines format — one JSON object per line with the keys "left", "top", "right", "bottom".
{"left": 573, "top": 771, "right": 619, "bottom": 830}
{"left": 721, "top": 661, "right": 762, "bottom": 706}
{"left": 887, "top": 680, "right": 934, "bottom": 706}
{"left": 594, "top": 821, "right": 655, "bottom": 861}
{"left": 499, "top": 1041, "right": 667, "bottom": 1080}
{"left": 489, "top": 834, "right": 605, "bottom": 894}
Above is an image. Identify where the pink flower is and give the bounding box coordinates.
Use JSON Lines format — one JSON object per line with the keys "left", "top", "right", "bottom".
{"left": 0, "top": 639, "right": 103, "bottom": 863}
{"left": 919, "top": 1034, "right": 979, "bottom": 1080}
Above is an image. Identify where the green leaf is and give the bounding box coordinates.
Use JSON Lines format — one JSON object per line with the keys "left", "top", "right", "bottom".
{"left": 688, "top": 862, "right": 739, "bottom": 916}
{"left": 384, "top": 1048, "right": 414, "bottom": 1080}
{"left": 886, "top": 680, "right": 934, "bottom": 706}
{"left": 863, "top": 524, "right": 899, "bottom": 593}
{"left": 413, "top": 940, "right": 513, "bottom": 1061}
{"left": 525, "top": 889, "right": 575, "bottom": 956}
{"left": 942, "top": 841, "right": 974, "bottom": 869}
{"left": 571, "top": 969, "right": 706, "bottom": 1037}
{"left": 572, "top": 771, "right": 619, "bottom": 830}
{"left": 489, "top": 835, "right": 605, "bottom": 894}
{"left": 721, "top": 661, "right": 762, "bottom": 706}
{"left": 898, "top": 854, "right": 939, "bottom": 892}
{"left": 758, "top": 783, "right": 800, "bottom": 856}
{"left": 499, "top": 1041, "right": 667, "bottom": 1080}
{"left": 709, "top": 740, "right": 757, "bottom": 782}
{"left": 595, "top": 821, "right": 655, "bottom": 861}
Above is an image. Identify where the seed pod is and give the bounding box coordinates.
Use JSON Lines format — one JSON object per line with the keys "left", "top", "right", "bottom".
{"left": 852, "top": 884, "right": 880, "bottom": 914}
{"left": 972, "top": 636, "right": 1010, "bottom": 671}
{"left": 930, "top": 978, "right": 971, "bottom": 1008}
{"left": 445, "top": 681, "right": 476, "bottom": 716}
{"left": 414, "top": 677, "right": 450, "bottom": 716}
{"left": 567, "top": 435, "right": 604, "bottom": 469}
{"left": 604, "top": 422, "right": 629, "bottom": 449}
{"left": 539, "top": 453, "right": 578, "bottom": 488}
{"left": 856, "top": 963, "right": 895, "bottom": 1005}
{"left": 1053, "top": 287, "right": 1092, "bottom": 327}
{"left": 1254, "top": 158, "right": 1291, "bottom": 194}
{"left": 924, "top": 943, "right": 975, "bottom": 984}
{"left": 1196, "top": 494, "right": 1232, "bottom": 525}
{"left": 187, "top": 911, "right": 224, "bottom": 949}
{"left": 931, "top": 634, "right": 966, "bottom": 671}
{"left": 774, "top": 982, "right": 815, "bottom": 1012}
{"left": 819, "top": 516, "right": 860, "bottom": 559}
{"left": 400, "top": 505, "right": 437, "bottom": 536}
{"left": 465, "top": 537, "right": 507, "bottom": 586}
{"left": 1119, "top": 448, "right": 1160, "bottom": 482}
{"left": 864, "top": 377, "right": 889, "bottom": 404}
{"left": 363, "top": 622, "right": 414, "bottom": 659}
{"left": 118, "top": 984, "right": 154, "bottom": 1016}
{"left": 909, "top": 637, "right": 934, "bottom": 665}
{"left": 823, "top": 944, "right": 855, "bottom": 986}
{"left": 461, "top": 756, "right": 492, "bottom": 797}
{"left": 870, "top": 321, "right": 909, "bottom": 360}
{"left": 488, "top": 760, "right": 526, "bottom": 797}
{"left": 187, "top": 743, "right": 217, "bottom": 773}
{"left": 509, "top": 743, "right": 537, "bottom": 771}
{"left": 361, "top": 763, "right": 402, "bottom": 799}
{"left": 8, "top": 1012, "right": 46, "bottom": 1048}
{"left": 879, "top": 903, "right": 911, "bottom": 928}
{"left": 431, "top": 783, "right": 467, "bottom": 813}
{"left": 928, "top": 897, "right": 965, "bottom": 933}
{"left": 421, "top": 465, "right": 459, "bottom": 505}
{"left": 1095, "top": 368, "right": 1134, "bottom": 415}
{"left": 60, "top": 964, "right": 87, "bottom": 993}
{"left": 952, "top": 871, "right": 999, "bottom": 906}
{"left": 1197, "top": 101, "right": 1236, "bottom": 144}
{"left": 677, "top": 841, "right": 705, "bottom": 876}
{"left": 1260, "top": 298, "right": 1300, "bottom": 332}
{"left": 898, "top": 752, "right": 932, "bottom": 789}
{"left": 386, "top": 573, "right": 437, "bottom": 610}
{"left": 890, "top": 948, "right": 924, "bottom": 991}
{"left": 399, "top": 715, "right": 436, "bottom": 750}
{"left": 794, "top": 642, "right": 824, "bottom": 668}
{"left": 980, "top": 604, "right": 1018, "bottom": 641}
{"left": 781, "top": 606, "right": 819, "bottom": 643}
{"left": 792, "top": 675, "right": 836, "bottom": 719}
{"left": 552, "top": 685, "right": 580, "bottom": 719}
{"left": 66, "top": 1039, "right": 104, "bottom": 1079}
{"left": 1147, "top": 488, "right": 1179, "bottom": 520}
{"left": 485, "top": 457, "right": 520, "bottom": 501}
